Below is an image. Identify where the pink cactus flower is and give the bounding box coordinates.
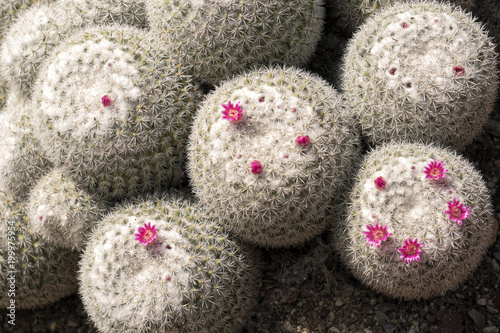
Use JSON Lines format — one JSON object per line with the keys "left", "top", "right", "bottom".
{"left": 398, "top": 238, "right": 424, "bottom": 264}
{"left": 134, "top": 222, "right": 157, "bottom": 245}
{"left": 295, "top": 135, "right": 310, "bottom": 147}
{"left": 251, "top": 160, "right": 263, "bottom": 174}
{"left": 374, "top": 176, "right": 386, "bottom": 190}
{"left": 445, "top": 198, "right": 471, "bottom": 225}
{"left": 362, "top": 222, "right": 392, "bottom": 248}
{"left": 423, "top": 159, "right": 448, "bottom": 180}
{"left": 221, "top": 101, "right": 243, "bottom": 122}
{"left": 101, "top": 95, "right": 113, "bottom": 107}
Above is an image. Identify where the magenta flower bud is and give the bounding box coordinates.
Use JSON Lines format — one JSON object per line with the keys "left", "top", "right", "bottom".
{"left": 374, "top": 176, "right": 386, "bottom": 190}
{"left": 102, "top": 95, "right": 113, "bottom": 107}
{"left": 251, "top": 160, "right": 263, "bottom": 174}
{"left": 295, "top": 135, "right": 310, "bottom": 147}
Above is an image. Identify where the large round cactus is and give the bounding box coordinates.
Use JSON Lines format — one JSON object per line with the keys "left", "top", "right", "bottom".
{"left": 145, "top": 0, "right": 325, "bottom": 85}
{"left": 79, "top": 191, "right": 261, "bottom": 332}
{"left": 341, "top": 1, "right": 498, "bottom": 150}
{"left": 26, "top": 167, "right": 110, "bottom": 251}
{"left": 0, "top": 0, "right": 148, "bottom": 99}
{"left": 333, "top": 142, "right": 497, "bottom": 300}
{"left": 32, "top": 25, "right": 201, "bottom": 200}
{"left": 187, "top": 66, "right": 361, "bottom": 248}
{"left": 0, "top": 191, "right": 79, "bottom": 310}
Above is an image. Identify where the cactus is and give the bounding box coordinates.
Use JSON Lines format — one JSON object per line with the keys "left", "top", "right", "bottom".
{"left": 0, "top": 0, "right": 148, "bottom": 99}
{"left": 0, "top": 191, "right": 80, "bottom": 310}
{"left": 340, "top": 1, "right": 498, "bottom": 150}
{"left": 0, "top": 93, "right": 52, "bottom": 199}
{"left": 187, "top": 66, "right": 361, "bottom": 248}
{"left": 79, "top": 191, "right": 261, "bottom": 332}
{"left": 332, "top": 142, "right": 496, "bottom": 300}
{"left": 145, "top": 0, "right": 325, "bottom": 85}
{"left": 26, "top": 167, "right": 110, "bottom": 251}
{"left": 32, "top": 25, "right": 202, "bottom": 200}
{"left": 0, "top": 0, "right": 53, "bottom": 39}
{"left": 329, "top": 0, "right": 475, "bottom": 34}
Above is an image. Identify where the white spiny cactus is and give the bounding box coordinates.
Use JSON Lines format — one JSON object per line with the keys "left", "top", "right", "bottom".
{"left": 333, "top": 142, "right": 497, "bottom": 300}
{"left": 79, "top": 191, "right": 261, "bottom": 332}
{"left": 188, "top": 66, "right": 361, "bottom": 248}
{"left": 341, "top": 1, "right": 498, "bottom": 149}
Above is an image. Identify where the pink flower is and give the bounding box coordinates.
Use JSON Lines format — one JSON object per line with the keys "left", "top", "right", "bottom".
{"left": 295, "top": 135, "right": 310, "bottom": 147}
{"left": 251, "top": 160, "right": 263, "bottom": 174}
{"left": 362, "top": 222, "right": 392, "bottom": 247}
{"left": 374, "top": 176, "right": 386, "bottom": 190}
{"left": 221, "top": 101, "right": 243, "bottom": 122}
{"left": 398, "top": 238, "right": 424, "bottom": 264}
{"left": 445, "top": 198, "right": 470, "bottom": 225}
{"left": 423, "top": 159, "right": 448, "bottom": 180}
{"left": 134, "top": 222, "right": 157, "bottom": 245}
{"left": 102, "top": 95, "right": 113, "bottom": 107}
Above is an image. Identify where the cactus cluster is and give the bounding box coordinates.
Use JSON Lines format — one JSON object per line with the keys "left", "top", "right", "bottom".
{"left": 333, "top": 142, "right": 496, "bottom": 299}
{"left": 187, "top": 66, "right": 361, "bottom": 248}
{"left": 145, "top": 0, "right": 325, "bottom": 85}
{"left": 0, "top": 0, "right": 499, "bottom": 329}
{"left": 79, "top": 191, "right": 261, "bottom": 333}
{"left": 341, "top": 1, "right": 498, "bottom": 149}
{"left": 32, "top": 25, "right": 201, "bottom": 200}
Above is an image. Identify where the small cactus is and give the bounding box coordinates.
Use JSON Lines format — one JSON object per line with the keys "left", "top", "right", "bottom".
{"left": 341, "top": 1, "right": 499, "bottom": 149}
{"left": 145, "top": 0, "right": 325, "bottom": 85}
{"left": 26, "top": 168, "right": 110, "bottom": 251}
{"left": 187, "top": 66, "right": 361, "bottom": 248}
{"left": 32, "top": 25, "right": 201, "bottom": 200}
{"left": 0, "top": 191, "right": 79, "bottom": 310}
{"left": 333, "top": 142, "right": 496, "bottom": 300}
{"left": 79, "top": 191, "right": 261, "bottom": 332}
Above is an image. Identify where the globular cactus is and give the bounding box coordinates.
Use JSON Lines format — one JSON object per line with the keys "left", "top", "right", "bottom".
{"left": 187, "top": 66, "right": 361, "bottom": 248}
{"left": 0, "top": 191, "right": 80, "bottom": 310}
{"left": 341, "top": 1, "right": 498, "bottom": 150}
{"left": 0, "top": 93, "right": 52, "bottom": 199}
{"left": 79, "top": 191, "right": 261, "bottom": 333}
{"left": 329, "top": 0, "right": 475, "bottom": 34}
{"left": 32, "top": 25, "right": 202, "bottom": 200}
{"left": 332, "top": 142, "right": 497, "bottom": 300}
{"left": 26, "top": 168, "right": 110, "bottom": 251}
{"left": 145, "top": 0, "right": 325, "bottom": 85}
{"left": 0, "top": 0, "right": 148, "bottom": 99}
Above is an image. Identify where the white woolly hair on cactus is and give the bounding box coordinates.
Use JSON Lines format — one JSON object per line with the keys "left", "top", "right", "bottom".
{"left": 341, "top": 0, "right": 498, "bottom": 150}
{"left": 333, "top": 141, "right": 497, "bottom": 300}
{"left": 0, "top": 0, "right": 149, "bottom": 99}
